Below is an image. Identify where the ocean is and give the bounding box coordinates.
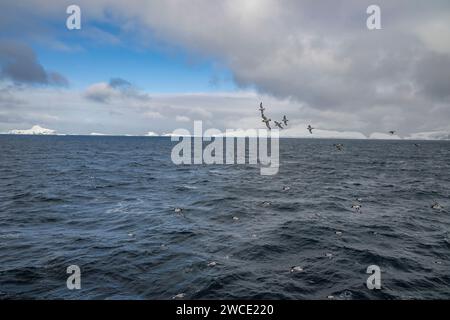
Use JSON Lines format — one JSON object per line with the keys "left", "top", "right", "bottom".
{"left": 0, "top": 135, "right": 449, "bottom": 299}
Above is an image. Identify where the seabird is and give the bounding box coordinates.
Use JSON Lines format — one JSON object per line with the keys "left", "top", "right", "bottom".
{"left": 282, "top": 186, "right": 290, "bottom": 192}
{"left": 259, "top": 102, "right": 266, "bottom": 118}
{"left": 389, "top": 130, "right": 396, "bottom": 135}
{"left": 207, "top": 261, "right": 217, "bottom": 267}
{"left": 431, "top": 202, "right": 443, "bottom": 210}
{"left": 335, "top": 231, "right": 343, "bottom": 236}
{"left": 259, "top": 102, "right": 265, "bottom": 114}
{"left": 172, "top": 293, "right": 186, "bottom": 299}
{"left": 232, "top": 216, "right": 239, "bottom": 221}
{"left": 325, "top": 253, "right": 333, "bottom": 259}
{"left": 274, "top": 121, "right": 284, "bottom": 129}
{"left": 261, "top": 201, "right": 272, "bottom": 207}
{"left": 262, "top": 116, "right": 272, "bottom": 130}
{"left": 290, "top": 266, "right": 304, "bottom": 273}
{"left": 174, "top": 207, "right": 183, "bottom": 213}
{"left": 414, "top": 143, "right": 420, "bottom": 148}
{"left": 307, "top": 125, "right": 314, "bottom": 134}
{"left": 174, "top": 208, "right": 185, "bottom": 217}
{"left": 282, "top": 115, "right": 288, "bottom": 126}
{"left": 351, "top": 201, "right": 362, "bottom": 212}
{"left": 334, "top": 143, "right": 344, "bottom": 151}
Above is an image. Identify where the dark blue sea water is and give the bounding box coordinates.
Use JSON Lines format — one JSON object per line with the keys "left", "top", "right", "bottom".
{"left": 0, "top": 135, "right": 449, "bottom": 299}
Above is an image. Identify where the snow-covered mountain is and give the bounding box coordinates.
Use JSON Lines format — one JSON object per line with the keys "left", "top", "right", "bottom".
{"left": 8, "top": 125, "right": 56, "bottom": 135}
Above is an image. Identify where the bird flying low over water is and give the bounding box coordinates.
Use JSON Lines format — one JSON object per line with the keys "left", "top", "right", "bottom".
{"left": 282, "top": 115, "right": 288, "bottom": 126}
{"left": 307, "top": 125, "right": 314, "bottom": 134}
{"left": 274, "top": 121, "right": 284, "bottom": 129}
{"left": 334, "top": 143, "right": 344, "bottom": 151}
{"left": 389, "top": 130, "right": 396, "bottom": 135}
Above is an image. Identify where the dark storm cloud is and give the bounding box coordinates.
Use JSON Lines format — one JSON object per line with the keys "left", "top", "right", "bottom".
{"left": 0, "top": 41, "right": 68, "bottom": 86}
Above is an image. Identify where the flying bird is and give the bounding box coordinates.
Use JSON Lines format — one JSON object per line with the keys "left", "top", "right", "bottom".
{"left": 274, "top": 121, "right": 284, "bottom": 129}
{"left": 334, "top": 143, "right": 344, "bottom": 151}
{"left": 307, "top": 125, "right": 314, "bottom": 134}
{"left": 259, "top": 102, "right": 265, "bottom": 116}
{"left": 389, "top": 130, "right": 396, "bottom": 135}
{"left": 262, "top": 115, "right": 272, "bottom": 130}
{"left": 282, "top": 115, "right": 288, "bottom": 126}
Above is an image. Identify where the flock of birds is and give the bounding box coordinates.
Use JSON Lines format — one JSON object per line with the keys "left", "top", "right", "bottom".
{"left": 259, "top": 101, "right": 444, "bottom": 211}
{"left": 173, "top": 101, "right": 445, "bottom": 217}
{"left": 167, "top": 102, "right": 445, "bottom": 298}
{"left": 259, "top": 102, "right": 403, "bottom": 151}
{"left": 259, "top": 102, "right": 317, "bottom": 134}
{"left": 259, "top": 102, "right": 288, "bottom": 130}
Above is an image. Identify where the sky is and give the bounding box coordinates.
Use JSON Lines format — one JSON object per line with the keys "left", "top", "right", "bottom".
{"left": 0, "top": 0, "right": 450, "bottom": 138}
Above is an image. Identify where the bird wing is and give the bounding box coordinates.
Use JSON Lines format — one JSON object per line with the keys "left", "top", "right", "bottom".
{"left": 265, "top": 122, "right": 271, "bottom": 130}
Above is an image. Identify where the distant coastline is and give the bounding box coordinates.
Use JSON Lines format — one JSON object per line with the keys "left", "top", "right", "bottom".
{"left": 2, "top": 124, "right": 450, "bottom": 141}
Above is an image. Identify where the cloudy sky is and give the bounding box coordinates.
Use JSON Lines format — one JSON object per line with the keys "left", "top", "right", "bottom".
{"left": 1, "top": 0, "right": 450, "bottom": 138}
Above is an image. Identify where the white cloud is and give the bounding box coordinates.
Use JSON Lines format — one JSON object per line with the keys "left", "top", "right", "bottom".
{"left": 175, "top": 115, "right": 190, "bottom": 122}
{"left": 85, "top": 82, "right": 118, "bottom": 103}
{"left": 144, "top": 111, "right": 163, "bottom": 119}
